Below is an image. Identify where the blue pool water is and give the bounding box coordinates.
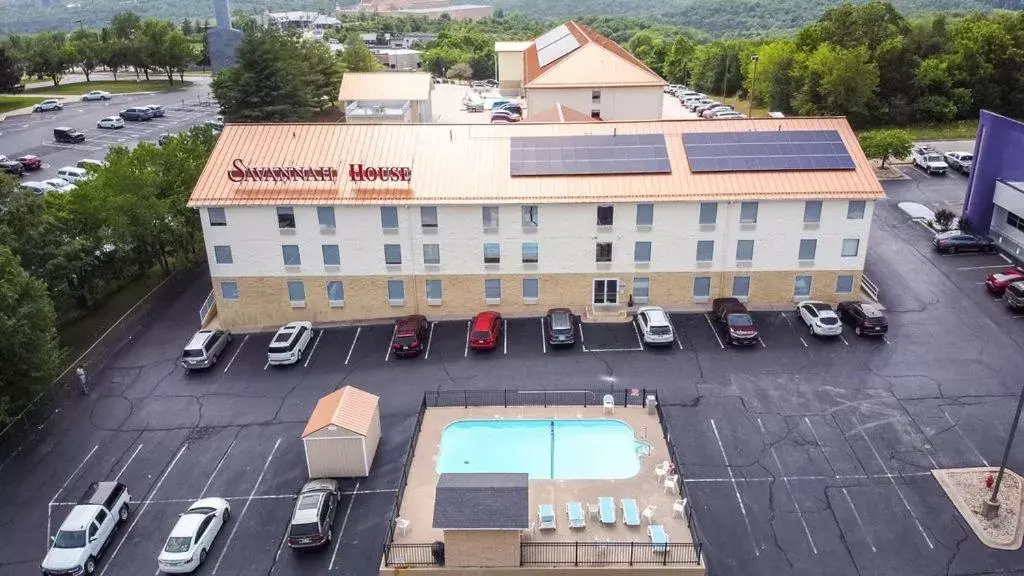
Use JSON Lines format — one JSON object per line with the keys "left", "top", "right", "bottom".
{"left": 436, "top": 419, "right": 641, "bottom": 480}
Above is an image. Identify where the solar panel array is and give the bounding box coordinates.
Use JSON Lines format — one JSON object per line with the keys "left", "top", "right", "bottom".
{"left": 538, "top": 34, "right": 581, "bottom": 67}
{"left": 534, "top": 25, "right": 570, "bottom": 51}
{"left": 510, "top": 134, "right": 671, "bottom": 177}
{"left": 682, "top": 130, "right": 856, "bottom": 173}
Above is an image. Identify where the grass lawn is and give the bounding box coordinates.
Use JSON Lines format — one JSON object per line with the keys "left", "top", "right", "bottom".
{"left": 25, "top": 80, "right": 193, "bottom": 96}
{"left": 714, "top": 95, "right": 769, "bottom": 118}
{"left": 895, "top": 120, "right": 979, "bottom": 141}
{"left": 0, "top": 95, "right": 47, "bottom": 114}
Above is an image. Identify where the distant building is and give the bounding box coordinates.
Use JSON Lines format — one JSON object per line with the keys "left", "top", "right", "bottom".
{"left": 262, "top": 11, "right": 340, "bottom": 38}
{"left": 359, "top": 32, "right": 437, "bottom": 49}
{"left": 371, "top": 48, "right": 423, "bottom": 71}
{"left": 208, "top": 0, "right": 243, "bottom": 73}
{"left": 337, "top": 72, "right": 434, "bottom": 123}
{"left": 339, "top": 0, "right": 493, "bottom": 20}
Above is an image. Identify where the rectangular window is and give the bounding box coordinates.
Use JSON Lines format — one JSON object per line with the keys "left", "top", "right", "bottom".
{"left": 597, "top": 205, "right": 614, "bottom": 226}
{"left": 483, "top": 243, "right": 501, "bottom": 264}
{"left": 220, "top": 281, "right": 239, "bottom": 300}
{"left": 847, "top": 201, "right": 866, "bottom": 220}
{"left": 485, "top": 278, "right": 501, "bottom": 300}
{"left": 213, "top": 245, "right": 232, "bottom": 264}
{"left": 276, "top": 207, "right": 295, "bottom": 229}
{"left": 482, "top": 206, "right": 499, "bottom": 228}
{"left": 384, "top": 244, "right": 402, "bottom": 265}
{"left": 208, "top": 207, "right": 226, "bottom": 226}
{"left": 592, "top": 90, "right": 601, "bottom": 104}
{"left": 794, "top": 275, "right": 812, "bottom": 297}
{"left": 693, "top": 276, "right": 711, "bottom": 298}
{"left": 522, "top": 242, "right": 539, "bottom": 263}
{"left": 633, "top": 277, "right": 650, "bottom": 302}
{"left": 387, "top": 279, "right": 405, "bottom": 302}
{"left": 634, "top": 241, "right": 652, "bottom": 263}
{"left": 423, "top": 243, "right": 440, "bottom": 265}
{"left": 425, "top": 279, "right": 443, "bottom": 300}
{"left": 836, "top": 275, "right": 854, "bottom": 293}
{"left": 798, "top": 239, "right": 817, "bottom": 261}
{"left": 287, "top": 280, "right": 305, "bottom": 302}
{"left": 326, "top": 280, "right": 344, "bottom": 302}
{"left": 523, "top": 278, "right": 539, "bottom": 300}
{"left": 380, "top": 206, "right": 399, "bottom": 230}
{"left": 736, "top": 239, "right": 754, "bottom": 261}
{"left": 636, "top": 203, "right": 654, "bottom": 227}
{"left": 696, "top": 240, "right": 714, "bottom": 262}
{"left": 699, "top": 202, "right": 718, "bottom": 225}
{"left": 1007, "top": 211, "right": 1024, "bottom": 233}
{"left": 740, "top": 202, "right": 759, "bottom": 224}
{"left": 317, "top": 206, "right": 336, "bottom": 229}
{"left": 595, "top": 242, "right": 613, "bottom": 262}
{"left": 421, "top": 206, "right": 438, "bottom": 229}
{"left": 522, "top": 205, "right": 539, "bottom": 228}
{"left": 842, "top": 238, "right": 860, "bottom": 257}
{"left": 322, "top": 244, "right": 340, "bottom": 266}
{"left": 281, "top": 245, "right": 301, "bottom": 266}
{"left": 804, "top": 201, "right": 822, "bottom": 223}
{"left": 732, "top": 276, "right": 750, "bottom": 297}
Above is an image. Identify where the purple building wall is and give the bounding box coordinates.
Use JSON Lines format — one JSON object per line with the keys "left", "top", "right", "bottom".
{"left": 962, "top": 110, "right": 1024, "bottom": 235}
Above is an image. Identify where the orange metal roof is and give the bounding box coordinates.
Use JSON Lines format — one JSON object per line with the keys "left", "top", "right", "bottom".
{"left": 522, "top": 21, "right": 664, "bottom": 88}
{"left": 302, "top": 385, "right": 379, "bottom": 438}
{"left": 524, "top": 103, "right": 598, "bottom": 123}
{"left": 188, "top": 117, "right": 886, "bottom": 208}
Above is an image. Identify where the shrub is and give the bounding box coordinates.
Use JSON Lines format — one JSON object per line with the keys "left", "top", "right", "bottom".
{"left": 934, "top": 208, "right": 956, "bottom": 231}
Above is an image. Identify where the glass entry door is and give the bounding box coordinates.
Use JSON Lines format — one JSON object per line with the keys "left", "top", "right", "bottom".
{"left": 593, "top": 279, "right": 619, "bottom": 305}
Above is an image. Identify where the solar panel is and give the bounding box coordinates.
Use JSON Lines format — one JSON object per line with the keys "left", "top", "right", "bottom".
{"left": 510, "top": 134, "right": 672, "bottom": 177}
{"left": 537, "top": 33, "right": 581, "bottom": 68}
{"left": 682, "top": 130, "right": 855, "bottom": 173}
{"left": 534, "top": 25, "right": 570, "bottom": 52}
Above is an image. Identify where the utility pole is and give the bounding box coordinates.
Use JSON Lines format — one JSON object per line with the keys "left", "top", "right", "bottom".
{"left": 748, "top": 55, "right": 759, "bottom": 117}
{"left": 721, "top": 51, "right": 729, "bottom": 100}
{"left": 983, "top": 381, "right": 1024, "bottom": 518}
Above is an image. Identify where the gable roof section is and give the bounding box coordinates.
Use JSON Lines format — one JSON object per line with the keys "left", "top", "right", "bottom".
{"left": 524, "top": 103, "right": 597, "bottom": 123}
{"left": 302, "top": 386, "right": 379, "bottom": 438}
{"left": 523, "top": 21, "right": 665, "bottom": 88}
{"left": 337, "top": 72, "right": 432, "bottom": 102}
{"left": 433, "top": 473, "right": 529, "bottom": 530}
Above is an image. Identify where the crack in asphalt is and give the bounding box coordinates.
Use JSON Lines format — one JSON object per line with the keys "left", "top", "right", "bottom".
{"left": 824, "top": 486, "right": 862, "bottom": 576}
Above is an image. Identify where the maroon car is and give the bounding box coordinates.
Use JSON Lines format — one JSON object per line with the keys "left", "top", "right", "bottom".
{"left": 391, "top": 315, "right": 429, "bottom": 357}
{"left": 984, "top": 267, "right": 1024, "bottom": 295}
{"left": 17, "top": 155, "right": 42, "bottom": 171}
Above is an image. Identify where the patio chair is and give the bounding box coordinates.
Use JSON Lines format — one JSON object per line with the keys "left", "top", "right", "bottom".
{"left": 654, "top": 460, "right": 671, "bottom": 480}
{"left": 566, "top": 501, "right": 586, "bottom": 529}
{"left": 395, "top": 517, "right": 410, "bottom": 536}
{"left": 603, "top": 394, "right": 615, "bottom": 414}
{"left": 598, "top": 496, "right": 616, "bottom": 524}
{"left": 587, "top": 502, "right": 600, "bottom": 518}
{"left": 538, "top": 504, "right": 556, "bottom": 530}
{"left": 642, "top": 504, "right": 657, "bottom": 524}
{"left": 621, "top": 498, "right": 641, "bottom": 527}
{"left": 672, "top": 498, "right": 688, "bottom": 518}
{"left": 664, "top": 474, "right": 679, "bottom": 494}
{"left": 648, "top": 524, "right": 670, "bottom": 553}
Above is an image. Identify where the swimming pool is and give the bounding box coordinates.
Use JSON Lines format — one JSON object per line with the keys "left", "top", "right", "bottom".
{"left": 436, "top": 419, "right": 642, "bottom": 480}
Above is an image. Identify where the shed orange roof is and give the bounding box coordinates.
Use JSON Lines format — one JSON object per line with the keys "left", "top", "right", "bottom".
{"left": 524, "top": 103, "right": 597, "bottom": 123}
{"left": 187, "top": 117, "right": 886, "bottom": 207}
{"left": 522, "top": 21, "right": 665, "bottom": 88}
{"left": 302, "top": 386, "right": 379, "bottom": 438}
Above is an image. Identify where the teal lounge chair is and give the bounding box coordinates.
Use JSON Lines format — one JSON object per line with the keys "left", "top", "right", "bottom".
{"left": 566, "top": 501, "right": 585, "bottom": 528}
{"left": 648, "top": 524, "right": 669, "bottom": 552}
{"left": 598, "top": 497, "right": 616, "bottom": 524}
{"left": 538, "top": 504, "right": 556, "bottom": 530}
{"left": 621, "top": 498, "right": 640, "bottom": 527}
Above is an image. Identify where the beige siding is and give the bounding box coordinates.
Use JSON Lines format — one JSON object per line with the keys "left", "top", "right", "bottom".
{"left": 363, "top": 408, "right": 382, "bottom": 474}
{"left": 444, "top": 530, "right": 520, "bottom": 567}
{"left": 526, "top": 86, "right": 662, "bottom": 121}
{"left": 498, "top": 51, "right": 524, "bottom": 86}
{"left": 304, "top": 435, "right": 366, "bottom": 478}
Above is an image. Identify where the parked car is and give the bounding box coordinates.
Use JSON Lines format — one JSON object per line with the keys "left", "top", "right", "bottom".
{"left": 1005, "top": 280, "right": 1024, "bottom": 310}
{"left": 267, "top": 321, "right": 314, "bottom": 366}
{"left": 392, "top": 315, "right": 429, "bottom": 357}
{"left": 41, "top": 481, "right": 131, "bottom": 576}
{"left": 688, "top": 98, "right": 713, "bottom": 111}
{"left": 158, "top": 132, "right": 175, "bottom": 146}
{"left": 494, "top": 103, "right": 523, "bottom": 116}
{"left": 43, "top": 178, "right": 77, "bottom": 192}
{"left": 490, "top": 110, "right": 521, "bottom": 123}
{"left": 97, "top": 116, "right": 124, "bottom": 129}
{"left": 34, "top": 99, "right": 63, "bottom": 112}
{"left": 911, "top": 146, "right": 949, "bottom": 175}
{"left": 119, "top": 107, "right": 153, "bottom": 121}
{"left": 464, "top": 100, "right": 484, "bottom": 112}
{"left": 694, "top": 101, "right": 721, "bottom": 116}
{"left": 180, "top": 329, "right": 232, "bottom": 371}
{"left": 635, "top": 305, "right": 675, "bottom": 346}
{"left": 286, "top": 479, "right": 339, "bottom": 549}
{"left": 796, "top": 301, "right": 843, "bottom": 337}
{"left": 702, "top": 105, "right": 733, "bottom": 118}
{"left": 77, "top": 158, "right": 107, "bottom": 170}
{"left": 81, "top": 90, "right": 112, "bottom": 101}
{"left": 16, "top": 154, "right": 43, "bottom": 170}
{"left": 711, "top": 298, "right": 759, "bottom": 346}
{"left": 56, "top": 166, "right": 91, "bottom": 183}
{"left": 944, "top": 151, "right": 973, "bottom": 174}
{"left": 145, "top": 104, "right": 165, "bottom": 117}
{"left": 54, "top": 126, "right": 86, "bottom": 143}
{"left": 932, "top": 230, "right": 995, "bottom": 254}
{"left": 7, "top": 83, "right": 25, "bottom": 93}
{"left": 157, "top": 498, "right": 230, "bottom": 573}
{"left": 544, "top": 308, "right": 577, "bottom": 347}
{"left": 712, "top": 110, "right": 747, "bottom": 119}
{"left": 0, "top": 155, "right": 24, "bottom": 176}
{"left": 20, "top": 181, "right": 54, "bottom": 194}
{"left": 985, "top": 267, "right": 1024, "bottom": 295}
{"left": 836, "top": 301, "right": 889, "bottom": 336}
{"left": 469, "top": 311, "right": 502, "bottom": 351}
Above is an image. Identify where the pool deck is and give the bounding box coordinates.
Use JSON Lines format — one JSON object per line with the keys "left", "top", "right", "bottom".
{"left": 394, "top": 405, "right": 694, "bottom": 547}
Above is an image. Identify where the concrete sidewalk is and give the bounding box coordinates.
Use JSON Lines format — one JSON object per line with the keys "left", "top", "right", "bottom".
{"left": 0, "top": 91, "right": 159, "bottom": 118}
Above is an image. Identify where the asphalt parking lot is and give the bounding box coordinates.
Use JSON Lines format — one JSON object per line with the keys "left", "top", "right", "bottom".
{"left": 5, "top": 171, "right": 1024, "bottom": 576}
{"left": 0, "top": 77, "right": 216, "bottom": 182}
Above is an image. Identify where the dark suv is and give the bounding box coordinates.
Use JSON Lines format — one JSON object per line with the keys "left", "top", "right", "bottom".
{"left": 0, "top": 155, "right": 25, "bottom": 176}
{"left": 545, "top": 308, "right": 577, "bottom": 346}
{"left": 392, "top": 315, "right": 429, "bottom": 357}
{"left": 119, "top": 107, "right": 153, "bottom": 121}
{"left": 53, "top": 127, "right": 86, "bottom": 143}
{"left": 712, "top": 298, "right": 759, "bottom": 346}
{"left": 286, "top": 479, "right": 339, "bottom": 549}
{"left": 836, "top": 301, "right": 888, "bottom": 336}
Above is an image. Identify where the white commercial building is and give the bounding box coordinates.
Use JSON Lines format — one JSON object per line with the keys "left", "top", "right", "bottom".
{"left": 337, "top": 72, "right": 433, "bottom": 123}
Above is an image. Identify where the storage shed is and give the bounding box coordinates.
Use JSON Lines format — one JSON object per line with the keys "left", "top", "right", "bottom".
{"left": 302, "top": 386, "right": 381, "bottom": 478}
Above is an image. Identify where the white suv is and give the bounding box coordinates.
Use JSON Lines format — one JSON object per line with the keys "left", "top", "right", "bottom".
{"left": 797, "top": 301, "right": 843, "bottom": 337}
{"left": 34, "top": 99, "right": 63, "bottom": 112}
{"left": 42, "top": 481, "right": 131, "bottom": 576}
{"left": 267, "top": 321, "right": 313, "bottom": 365}
{"left": 636, "top": 306, "right": 675, "bottom": 346}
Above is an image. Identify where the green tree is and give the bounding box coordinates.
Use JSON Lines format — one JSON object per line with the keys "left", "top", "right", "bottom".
{"left": 100, "top": 38, "right": 129, "bottom": 81}
{"left": 26, "top": 32, "right": 75, "bottom": 86}
{"left": 745, "top": 39, "right": 796, "bottom": 111}
{"left": 181, "top": 19, "right": 194, "bottom": 36}
{"left": 445, "top": 61, "right": 472, "bottom": 81}
{"left": 304, "top": 38, "right": 344, "bottom": 110}
{"left": 662, "top": 36, "right": 695, "bottom": 85}
{"left": 0, "top": 47, "right": 20, "bottom": 92}
{"left": 68, "top": 29, "right": 105, "bottom": 82}
{"left": 858, "top": 128, "right": 912, "bottom": 168}
{"left": 339, "top": 31, "right": 381, "bottom": 72}
{"left": 625, "top": 30, "right": 668, "bottom": 78}
{"left": 139, "top": 20, "right": 194, "bottom": 84}
{"left": 814, "top": 1, "right": 909, "bottom": 53}
{"left": 792, "top": 44, "right": 879, "bottom": 124}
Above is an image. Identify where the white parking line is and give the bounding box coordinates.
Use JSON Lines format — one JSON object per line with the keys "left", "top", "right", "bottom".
{"left": 675, "top": 333, "right": 684, "bottom": 350}
{"left": 222, "top": 335, "right": 248, "bottom": 373}
{"left": 263, "top": 360, "right": 270, "bottom": 370}
{"left": 631, "top": 320, "right": 644, "bottom": 350}
{"left": 839, "top": 335, "right": 850, "bottom": 346}
{"left": 540, "top": 318, "right": 547, "bottom": 354}
{"left": 200, "top": 438, "right": 236, "bottom": 498}
{"left": 1001, "top": 253, "right": 1012, "bottom": 264}
{"left": 304, "top": 329, "right": 324, "bottom": 367}
{"left": 424, "top": 322, "right": 435, "bottom": 360}
{"left": 48, "top": 445, "right": 99, "bottom": 548}
{"left": 100, "top": 444, "right": 188, "bottom": 576}
{"left": 114, "top": 444, "right": 143, "bottom": 482}
{"left": 328, "top": 479, "right": 359, "bottom": 571}
{"left": 464, "top": 320, "right": 471, "bottom": 357}
{"left": 941, "top": 410, "right": 989, "bottom": 466}
{"left": 758, "top": 419, "right": 817, "bottom": 554}
{"left": 384, "top": 323, "right": 398, "bottom": 362}
{"left": 703, "top": 313, "right": 725, "bottom": 349}
{"left": 958, "top": 264, "right": 1011, "bottom": 270}
{"left": 578, "top": 323, "right": 588, "bottom": 352}
{"left": 212, "top": 438, "right": 281, "bottom": 575}
{"left": 344, "top": 327, "right": 361, "bottom": 365}
{"left": 682, "top": 471, "right": 935, "bottom": 483}
{"left": 758, "top": 337, "right": 766, "bottom": 348}
{"left": 503, "top": 319, "right": 508, "bottom": 355}
{"left": 780, "top": 312, "right": 809, "bottom": 348}
{"left": 710, "top": 419, "right": 759, "bottom": 556}
{"left": 882, "top": 335, "right": 891, "bottom": 344}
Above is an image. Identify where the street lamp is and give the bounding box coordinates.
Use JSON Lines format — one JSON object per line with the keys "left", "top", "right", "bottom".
{"left": 983, "top": 380, "right": 1024, "bottom": 518}
{"left": 748, "top": 54, "right": 759, "bottom": 117}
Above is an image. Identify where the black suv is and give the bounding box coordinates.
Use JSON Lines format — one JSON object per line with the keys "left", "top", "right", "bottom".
{"left": 53, "top": 127, "right": 86, "bottom": 143}
{"left": 711, "top": 298, "right": 759, "bottom": 346}
{"left": 119, "top": 107, "right": 152, "bottom": 121}
{"left": 392, "top": 315, "right": 429, "bottom": 357}
{"left": 545, "top": 308, "right": 577, "bottom": 346}
{"left": 836, "top": 301, "right": 888, "bottom": 336}
{"left": 286, "top": 479, "right": 339, "bottom": 549}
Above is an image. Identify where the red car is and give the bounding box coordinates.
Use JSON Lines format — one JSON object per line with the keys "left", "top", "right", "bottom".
{"left": 985, "top": 267, "right": 1024, "bottom": 295}
{"left": 469, "top": 311, "right": 502, "bottom": 351}
{"left": 391, "top": 315, "right": 429, "bottom": 357}
{"left": 16, "top": 155, "right": 42, "bottom": 171}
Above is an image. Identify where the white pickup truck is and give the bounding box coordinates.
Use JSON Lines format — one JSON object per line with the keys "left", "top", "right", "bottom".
{"left": 42, "top": 481, "right": 131, "bottom": 575}
{"left": 912, "top": 146, "right": 949, "bottom": 175}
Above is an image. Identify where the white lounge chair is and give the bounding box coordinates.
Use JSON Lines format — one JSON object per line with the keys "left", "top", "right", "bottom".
{"left": 664, "top": 474, "right": 678, "bottom": 494}
{"left": 622, "top": 498, "right": 641, "bottom": 527}
{"left": 538, "top": 504, "right": 556, "bottom": 530}
{"left": 598, "top": 497, "right": 616, "bottom": 525}
{"left": 566, "top": 501, "right": 586, "bottom": 529}
{"left": 648, "top": 524, "right": 670, "bottom": 553}
{"left": 654, "top": 460, "right": 671, "bottom": 479}
{"left": 603, "top": 394, "right": 615, "bottom": 414}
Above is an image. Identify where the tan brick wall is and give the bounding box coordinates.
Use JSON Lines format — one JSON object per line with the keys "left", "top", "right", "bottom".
{"left": 443, "top": 530, "right": 520, "bottom": 568}
{"left": 212, "top": 270, "right": 863, "bottom": 331}
{"left": 379, "top": 565, "right": 705, "bottom": 576}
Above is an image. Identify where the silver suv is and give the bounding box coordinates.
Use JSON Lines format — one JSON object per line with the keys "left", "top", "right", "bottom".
{"left": 180, "top": 329, "right": 231, "bottom": 371}
{"left": 286, "top": 479, "right": 339, "bottom": 549}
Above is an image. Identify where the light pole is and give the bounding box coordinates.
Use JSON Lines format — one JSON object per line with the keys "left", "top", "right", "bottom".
{"left": 721, "top": 51, "right": 729, "bottom": 100}
{"left": 748, "top": 55, "right": 759, "bottom": 117}
{"left": 983, "top": 381, "right": 1024, "bottom": 518}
